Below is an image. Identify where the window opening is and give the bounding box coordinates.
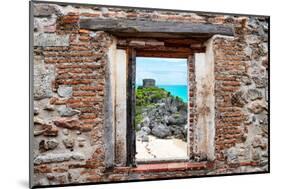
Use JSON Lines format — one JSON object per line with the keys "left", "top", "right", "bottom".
{"left": 135, "top": 57, "right": 189, "bottom": 162}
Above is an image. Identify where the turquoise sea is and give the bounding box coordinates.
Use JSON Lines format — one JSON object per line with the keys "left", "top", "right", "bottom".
{"left": 158, "top": 85, "right": 188, "bottom": 102}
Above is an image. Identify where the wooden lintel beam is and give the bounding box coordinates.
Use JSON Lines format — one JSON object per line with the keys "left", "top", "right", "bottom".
{"left": 80, "top": 18, "right": 235, "bottom": 38}
{"left": 163, "top": 38, "right": 205, "bottom": 45}
{"left": 141, "top": 47, "right": 202, "bottom": 53}
{"left": 118, "top": 37, "right": 205, "bottom": 46}
{"left": 136, "top": 50, "right": 193, "bottom": 58}
{"left": 118, "top": 40, "right": 165, "bottom": 47}
{"left": 117, "top": 44, "right": 205, "bottom": 53}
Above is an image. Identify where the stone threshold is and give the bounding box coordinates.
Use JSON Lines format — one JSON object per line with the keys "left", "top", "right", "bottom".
{"left": 137, "top": 157, "right": 189, "bottom": 164}
{"left": 114, "top": 161, "right": 214, "bottom": 173}
{"left": 113, "top": 161, "right": 261, "bottom": 174}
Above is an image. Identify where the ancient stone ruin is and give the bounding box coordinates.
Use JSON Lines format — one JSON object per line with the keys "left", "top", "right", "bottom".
{"left": 31, "top": 1, "right": 269, "bottom": 187}
{"left": 143, "top": 79, "right": 156, "bottom": 88}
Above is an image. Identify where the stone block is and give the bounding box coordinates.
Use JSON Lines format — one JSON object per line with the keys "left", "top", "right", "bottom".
{"left": 58, "top": 105, "right": 80, "bottom": 117}
{"left": 53, "top": 118, "right": 81, "bottom": 130}
{"left": 33, "top": 3, "right": 62, "bottom": 17}
{"left": 252, "top": 77, "right": 267, "bottom": 88}
{"left": 34, "top": 63, "right": 55, "bottom": 100}
{"left": 63, "top": 138, "right": 75, "bottom": 149}
{"left": 246, "top": 89, "right": 263, "bottom": 101}
{"left": 34, "top": 152, "right": 85, "bottom": 165}
{"left": 34, "top": 33, "right": 69, "bottom": 47}
{"left": 57, "top": 85, "right": 72, "bottom": 98}
{"left": 39, "top": 139, "right": 59, "bottom": 152}
{"left": 247, "top": 100, "right": 267, "bottom": 114}
{"left": 34, "top": 17, "right": 57, "bottom": 33}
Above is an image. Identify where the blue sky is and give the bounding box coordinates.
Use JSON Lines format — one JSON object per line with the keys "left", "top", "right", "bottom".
{"left": 136, "top": 57, "right": 188, "bottom": 85}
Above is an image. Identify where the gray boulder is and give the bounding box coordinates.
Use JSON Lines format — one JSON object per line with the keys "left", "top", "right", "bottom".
{"left": 151, "top": 124, "right": 171, "bottom": 138}
{"left": 167, "top": 114, "right": 187, "bottom": 125}
{"left": 142, "top": 135, "right": 149, "bottom": 142}
{"left": 140, "top": 117, "right": 150, "bottom": 128}
{"left": 141, "top": 126, "right": 151, "bottom": 134}
{"left": 169, "top": 125, "right": 186, "bottom": 140}
{"left": 136, "top": 124, "right": 141, "bottom": 131}
{"left": 137, "top": 130, "right": 149, "bottom": 142}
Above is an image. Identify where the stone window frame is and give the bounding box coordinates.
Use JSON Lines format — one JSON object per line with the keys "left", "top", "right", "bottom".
{"left": 80, "top": 18, "right": 235, "bottom": 168}
{"left": 106, "top": 36, "right": 218, "bottom": 167}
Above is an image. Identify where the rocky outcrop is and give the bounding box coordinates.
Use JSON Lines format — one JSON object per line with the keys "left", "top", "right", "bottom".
{"left": 137, "top": 96, "right": 187, "bottom": 141}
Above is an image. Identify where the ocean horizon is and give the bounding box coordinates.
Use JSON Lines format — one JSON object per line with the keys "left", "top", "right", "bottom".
{"left": 158, "top": 85, "right": 188, "bottom": 102}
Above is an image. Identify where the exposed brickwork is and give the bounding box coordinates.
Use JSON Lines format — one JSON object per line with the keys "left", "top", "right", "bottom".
{"left": 212, "top": 18, "right": 268, "bottom": 168}
{"left": 32, "top": 2, "right": 269, "bottom": 187}
{"left": 213, "top": 38, "right": 247, "bottom": 160}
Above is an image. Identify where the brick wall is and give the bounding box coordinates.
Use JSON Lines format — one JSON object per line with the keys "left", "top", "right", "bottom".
{"left": 212, "top": 18, "right": 268, "bottom": 172}
{"left": 32, "top": 2, "right": 269, "bottom": 186}
{"left": 214, "top": 38, "right": 247, "bottom": 161}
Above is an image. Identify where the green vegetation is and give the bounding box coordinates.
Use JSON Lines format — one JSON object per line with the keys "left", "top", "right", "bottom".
{"left": 135, "top": 105, "right": 145, "bottom": 127}
{"left": 135, "top": 86, "right": 187, "bottom": 126}
{"left": 136, "top": 86, "right": 170, "bottom": 107}
{"left": 135, "top": 86, "right": 170, "bottom": 126}
{"left": 135, "top": 113, "right": 143, "bottom": 130}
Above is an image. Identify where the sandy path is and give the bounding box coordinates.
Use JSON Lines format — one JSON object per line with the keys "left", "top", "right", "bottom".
{"left": 136, "top": 135, "right": 187, "bottom": 160}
